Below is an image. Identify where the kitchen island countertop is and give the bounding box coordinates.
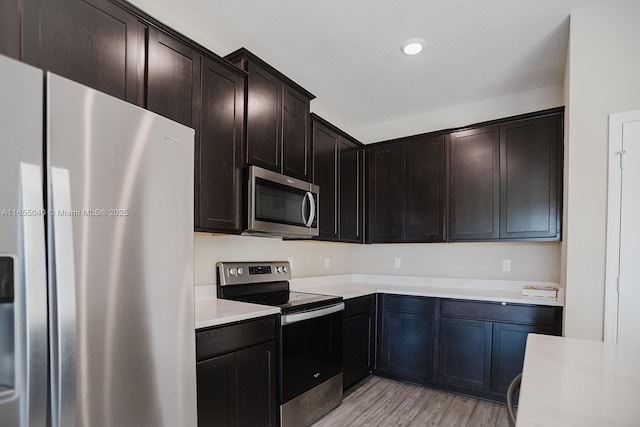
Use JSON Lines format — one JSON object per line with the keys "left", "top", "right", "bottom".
{"left": 517, "top": 334, "right": 640, "bottom": 426}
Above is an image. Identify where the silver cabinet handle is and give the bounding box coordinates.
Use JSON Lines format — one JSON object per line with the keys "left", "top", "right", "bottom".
{"left": 49, "top": 166, "right": 77, "bottom": 427}
{"left": 281, "top": 302, "right": 344, "bottom": 325}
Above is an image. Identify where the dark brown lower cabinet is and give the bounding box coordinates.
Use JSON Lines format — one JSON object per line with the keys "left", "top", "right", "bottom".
{"left": 372, "top": 294, "right": 562, "bottom": 402}
{"left": 438, "top": 317, "right": 492, "bottom": 390}
{"left": 196, "top": 316, "right": 277, "bottom": 427}
{"left": 490, "top": 322, "right": 553, "bottom": 393}
{"left": 376, "top": 294, "right": 435, "bottom": 383}
{"left": 197, "top": 353, "right": 237, "bottom": 427}
{"left": 236, "top": 342, "right": 277, "bottom": 427}
{"left": 343, "top": 295, "right": 375, "bottom": 391}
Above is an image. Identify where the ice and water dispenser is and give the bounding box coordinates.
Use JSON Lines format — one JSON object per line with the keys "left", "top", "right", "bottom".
{"left": 0, "top": 256, "right": 15, "bottom": 399}
{"left": 0, "top": 256, "right": 15, "bottom": 400}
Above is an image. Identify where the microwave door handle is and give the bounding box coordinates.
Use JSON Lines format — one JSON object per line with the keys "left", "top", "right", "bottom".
{"left": 301, "top": 192, "right": 309, "bottom": 225}
{"left": 306, "top": 192, "right": 316, "bottom": 227}
{"left": 302, "top": 192, "right": 315, "bottom": 227}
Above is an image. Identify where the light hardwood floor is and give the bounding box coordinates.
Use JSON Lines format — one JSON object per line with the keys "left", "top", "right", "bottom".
{"left": 312, "top": 376, "right": 511, "bottom": 427}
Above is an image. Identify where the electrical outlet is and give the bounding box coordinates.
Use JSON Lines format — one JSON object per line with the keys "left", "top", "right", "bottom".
{"left": 502, "top": 259, "right": 511, "bottom": 272}
{"left": 324, "top": 257, "right": 330, "bottom": 269}
{"left": 287, "top": 257, "right": 294, "bottom": 270}
{"left": 394, "top": 258, "right": 402, "bottom": 269}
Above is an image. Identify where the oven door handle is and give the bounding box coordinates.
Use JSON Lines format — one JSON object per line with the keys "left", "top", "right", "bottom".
{"left": 281, "top": 302, "right": 344, "bottom": 325}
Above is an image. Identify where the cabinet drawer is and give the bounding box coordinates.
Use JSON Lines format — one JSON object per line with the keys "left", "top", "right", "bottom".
{"left": 440, "top": 299, "right": 560, "bottom": 329}
{"left": 383, "top": 294, "right": 435, "bottom": 315}
{"left": 196, "top": 316, "right": 276, "bottom": 361}
{"left": 344, "top": 294, "right": 375, "bottom": 318}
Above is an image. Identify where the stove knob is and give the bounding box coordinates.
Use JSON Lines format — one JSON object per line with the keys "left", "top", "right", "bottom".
{"left": 283, "top": 266, "right": 288, "bottom": 273}
{"left": 276, "top": 266, "right": 283, "bottom": 273}
{"left": 237, "top": 267, "right": 244, "bottom": 275}
{"left": 228, "top": 268, "right": 237, "bottom": 276}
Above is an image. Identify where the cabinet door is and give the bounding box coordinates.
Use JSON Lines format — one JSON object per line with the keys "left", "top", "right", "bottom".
{"left": 500, "top": 115, "right": 561, "bottom": 239}
{"left": 491, "top": 323, "right": 552, "bottom": 394}
{"left": 449, "top": 126, "right": 500, "bottom": 241}
{"left": 312, "top": 121, "right": 339, "bottom": 239}
{"left": 343, "top": 296, "right": 375, "bottom": 391}
{"left": 236, "top": 341, "right": 277, "bottom": 427}
{"left": 368, "top": 144, "right": 405, "bottom": 242}
{"left": 282, "top": 85, "right": 311, "bottom": 180}
{"left": 0, "top": 0, "right": 20, "bottom": 59}
{"left": 23, "top": 0, "right": 141, "bottom": 104}
{"left": 197, "top": 57, "right": 245, "bottom": 232}
{"left": 379, "top": 311, "right": 434, "bottom": 381}
{"left": 438, "top": 317, "right": 492, "bottom": 390}
{"left": 246, "top": 62, "right": 282, "bottom": 173}
{"left": 147, "top": 28, "right": 200, "bottom": 128}
{"left": 405, "top": 135, "right": 446, "bottom": 242}
{"left": 339, "top": 137, "right": 363, "bottom": 243}
{"left": 196, "top": 353, "right": 237, "bottom": 427}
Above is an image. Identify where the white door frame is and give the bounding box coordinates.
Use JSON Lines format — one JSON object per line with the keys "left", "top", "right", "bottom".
{"left": 604, "top": 109, "right": 640, "bottom": 343}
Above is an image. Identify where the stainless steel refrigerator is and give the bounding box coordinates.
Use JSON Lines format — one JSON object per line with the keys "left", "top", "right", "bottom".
{"left": 0, "top": 54, "right": 197, "bottom": 427}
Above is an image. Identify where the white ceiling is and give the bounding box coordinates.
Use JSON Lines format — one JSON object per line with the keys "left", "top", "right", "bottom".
{"left": 130, "top": 0, "right": 592, "bottom": 142}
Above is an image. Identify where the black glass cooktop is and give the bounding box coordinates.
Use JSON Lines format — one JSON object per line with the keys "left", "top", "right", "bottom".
{"left": 226, "top": 290, "right": 342, "bottom": 314}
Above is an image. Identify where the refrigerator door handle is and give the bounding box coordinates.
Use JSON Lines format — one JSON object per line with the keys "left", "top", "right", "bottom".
{"left": 18, "top": 162, "right": 49, "bottom": 426}
{"left": 49, "top": 167, "right": 77, "bottom": 427}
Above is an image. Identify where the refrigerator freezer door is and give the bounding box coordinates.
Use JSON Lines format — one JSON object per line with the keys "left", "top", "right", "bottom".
{"left": 46, "top": 73, "right": 197, "bottom": 427}
{"left": 0, "top": 55, "right": 48, "bottom": 427}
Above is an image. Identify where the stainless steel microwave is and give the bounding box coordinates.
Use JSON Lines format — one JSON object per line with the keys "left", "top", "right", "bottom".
{"left": 244, "top": 166, "right": 319, "bottom": 238}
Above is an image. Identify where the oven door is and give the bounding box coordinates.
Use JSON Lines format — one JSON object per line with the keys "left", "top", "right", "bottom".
{"left": 247, "top": 166, "right": 319, "bottom": 238}
{"left": 280, "top": 303, "right": 344, "bottom": 403}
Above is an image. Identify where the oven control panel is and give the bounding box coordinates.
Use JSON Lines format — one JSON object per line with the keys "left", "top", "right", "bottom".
{"left": 217, "top": 261, "right": 290, "bottom": 286}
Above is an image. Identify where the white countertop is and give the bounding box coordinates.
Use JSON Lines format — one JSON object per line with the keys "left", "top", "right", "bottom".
{"left": 517, "top": 334, "right": 640, "bottom": 426}
{"left": 289, "top": 274, "right": 564, "bottom": 306}
{"left": 194, "top": 274, "right": 563, "bottom": 329}
{"left": 194, "top": 288, "right": 280, "bottom": 329}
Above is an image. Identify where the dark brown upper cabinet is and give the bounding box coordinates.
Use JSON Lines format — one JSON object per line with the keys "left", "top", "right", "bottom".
{"left": 449, "top": 126, "right": 500, "bottom": 241}
{"left": 339, "top": 136, "right": 364, "bottom": 242}
{"left": 147, "top": 28, "right": 201, "bottom": 129}
{"left": 226, "top": 48, "right": 315, "bottom": 181}
{"left": 499, "top": 114, "right": 561, "bottom": 239}
{"left": 22, "top": 0, "right": 144, "bottom": 105}
{"left": 313, "top": 119, "right": 339, "bottom": 240}
{"left": 311, "top": 115, "right": 364, "bottom": 243}
{"left": 146, "top": 29, "right": 246, "bottom": 234}
{"left": 367, "top": 134, "right": 446, "bottom": 243}
{"left": 0, "top": 0, "right": 21, "bottom": 60}
{"left": 368, "top": 142, "right": 405, "bottom": 242}
{"left": 196, "top": 57, "right": 246, "bottom": 233}
{"left": 449, "top": 110, "right": 563, "bottom": 242}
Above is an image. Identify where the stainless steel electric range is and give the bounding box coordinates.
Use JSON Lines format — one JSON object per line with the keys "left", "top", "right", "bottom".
{"left": 216, "top": 261, "right": 344, "bottom": 426}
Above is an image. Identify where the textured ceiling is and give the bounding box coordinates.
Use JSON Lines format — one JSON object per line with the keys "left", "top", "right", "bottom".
{"left": 129, "top": 0, "right": 591, "bottom": 142}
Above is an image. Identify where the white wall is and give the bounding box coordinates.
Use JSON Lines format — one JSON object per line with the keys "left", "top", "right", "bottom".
{"left": 563, "top": 0, "right": 640, "bottom": 340}
{"left": 194, "top": 234, "right": 352, "bottom": 285}
{"left": 349, "top": 84, "right": 564, "bottom": 144}
{"left": 195, "top": 234, "right": 561, "bottom": 286}
{"left": 352, "top": 242, "right": 561, "bottom": 282}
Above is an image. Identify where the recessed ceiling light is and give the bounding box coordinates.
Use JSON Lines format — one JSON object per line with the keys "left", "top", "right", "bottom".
{"left": 401, "top": 39, "right": 424, "bottom": 55}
